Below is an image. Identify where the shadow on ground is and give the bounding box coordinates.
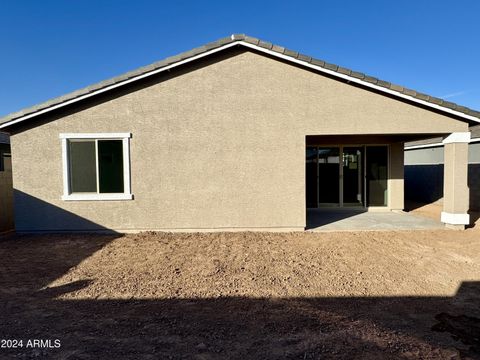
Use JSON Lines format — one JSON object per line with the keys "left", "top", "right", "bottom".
{"left": 0, "top": 234, "right": 479, "bottom": 359}
{"left": 405, "top": 200, "right": 480, "bottom": 230}
{"left": 468, "top": 210, "right": 480, "bottom": 229}
{"left": 306, "top": 208, "right": 365, "bottom": 229}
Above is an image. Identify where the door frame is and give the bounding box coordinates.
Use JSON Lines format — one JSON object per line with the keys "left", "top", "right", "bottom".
{"left": 307, "top": 144, "right": 390, "bottom": 209}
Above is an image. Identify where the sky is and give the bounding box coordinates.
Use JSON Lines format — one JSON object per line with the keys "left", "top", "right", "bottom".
{"left": 1, "top": 0, "right": 479, "bottom": 116}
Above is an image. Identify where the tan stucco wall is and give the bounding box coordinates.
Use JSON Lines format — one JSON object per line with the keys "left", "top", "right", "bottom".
{"left": 10, "top": 49, "right": 469, "bottom": 231}
{"left": 443, "top": 142, "right": 469, "bottom": 215}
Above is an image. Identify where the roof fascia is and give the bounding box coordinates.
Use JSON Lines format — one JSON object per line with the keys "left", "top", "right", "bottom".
{"left": 405, "top": 137, "right": 480, "bottom": 150}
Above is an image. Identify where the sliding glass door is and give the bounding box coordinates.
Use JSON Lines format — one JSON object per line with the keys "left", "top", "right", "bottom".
{"left": 306, "top": 147, "right": 318, "bottom": 208}
{"left": 306, "top": 145, "right": 388, "bottom": 208}
{"left": 305, "top": 147, "right": 340, "bottom": 207}
{"left": 343, "top": 147, "right": 364, "bottom": 207}
{"left": 366, "top": 146, "right": 388, "bottom": 207}
{"left": 318, "top": 147, "right": 340, "bottom": 206}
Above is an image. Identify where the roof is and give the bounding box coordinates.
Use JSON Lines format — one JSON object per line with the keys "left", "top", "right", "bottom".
{"left": 1, "top": 34, "right": 479, "bottom": 130}
{"left": 405, "top": 124, "right": 480, "bottom": 149}
{"left": 0, "top": 132, "right": 9, "bottom": 144}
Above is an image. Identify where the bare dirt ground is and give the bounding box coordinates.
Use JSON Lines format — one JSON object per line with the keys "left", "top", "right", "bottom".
{"left": 1, "top": 208, "right": 480, "bottom": 359}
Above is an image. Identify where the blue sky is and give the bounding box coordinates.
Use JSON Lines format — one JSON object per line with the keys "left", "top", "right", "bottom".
{"left": 1, "top": 0, "right": 479, "bottom": 116}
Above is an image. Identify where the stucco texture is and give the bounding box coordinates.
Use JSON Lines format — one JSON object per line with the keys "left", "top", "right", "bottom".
{"left": 443, "top": 142, "right": 469, "bottom": 214}
{"left": 10, "top": 49, "right": 469, "bottom": 231}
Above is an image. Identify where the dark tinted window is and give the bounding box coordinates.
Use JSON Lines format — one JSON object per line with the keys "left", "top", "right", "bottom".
{"left": 98, "top": 140, "right": 124, "bottom": 193}
{"left": 69, "top": 141, "right": 97, "bottom": 192}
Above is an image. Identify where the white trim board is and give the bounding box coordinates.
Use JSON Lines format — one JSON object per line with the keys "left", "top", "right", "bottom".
{"left": 59, "top": 133, "right": 131, "bottom": 139}
{"left": 61, "top": 193, "right": 133, "bottom": 201}
{"left": 405, "top": 137, "right": 480, "bottom": 150}
{"left": 0, "top": 40, "right": 479, "bottom": 130}
{"left": 442, "top": 132, "right": 471, "bottom": 144}
{"left": 404, "top": 143, "right": 444, "bottom": 150}
{"left": 441, "top": 211, "right": 470, "bottom": 225}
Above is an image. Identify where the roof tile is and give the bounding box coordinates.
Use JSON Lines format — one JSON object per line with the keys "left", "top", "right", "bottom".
{"left": 257, "top": 40, "right": 273, "bottom": 49}
{"left": 402, "top": 88, "right": 417, "bottom": 97}
{"left": 414, "top": 92, "right": 430, "bottom": 101}
{"left": 178, "top": 48, "right": 203, "bottom": 60}
{"left": 283, "top": 48, "right": 299, "bottom": 58}
{"left": 310, "top": 58, "right": 325, "bottom": 67}
{"left": 271, "top": 44, "right": 285, "bottom": 53}
{"left": 324, "top": 62, "right": 338, "bottom": 71}
{"left": 364, "top": 76, "right": 378, "bottom": 84}
{"left": 350, "top": 71, "right": 365, "bottom": 79}
{"left": 456, "top": 105, "right": 471, "bottom": 113}
{"left": 442, "top": 101, "right": 457, "bottom": 110}
{"left": 168, "top": 55, "right": 186, "bottom": 65}
{"left": 297, "top": 54, "right": 312, "bottom": 62}
{"left": 244, "top": 36, "right": 260, "bottom": 45}
{"left": 337, "top": 67, "right": 352, "bottom": 76}
{"left": 390, "top": 84, "right": 404, "bottom": 92}
{"left": 377, "top": 80, "right": 391, "bottom": 88}
{"left": 231, "top": 34, "right": 245, "bottom": 40}
{"left": 204, "top": 37, "right": 232, "bottom": 50}
{"left": 429, "top": 97, "right": 444, "bottom": 105}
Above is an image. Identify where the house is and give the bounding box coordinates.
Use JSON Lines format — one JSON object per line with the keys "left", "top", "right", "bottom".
{"left": 0, "top": 132, "right": 13, "bottom": 232}
{"left": 405, "top": 125, "right": 480, "bottom": 211}
{"left": 0, "top": 34, "right": 479, "bottom": 232}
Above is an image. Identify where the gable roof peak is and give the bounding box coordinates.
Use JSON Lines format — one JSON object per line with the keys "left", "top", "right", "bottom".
{"left": 0, "top": 34, "right": 479, "bottom": 130}
{"left": 230, "top": 34, "right": 246, "bottom": 40}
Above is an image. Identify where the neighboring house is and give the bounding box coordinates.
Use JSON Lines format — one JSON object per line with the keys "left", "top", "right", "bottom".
{"left": 0, "top": 132, "right": 14, "bottom": 232}
{"left": 405, "top": 125, "right": 480, "bottom": 211}
{"left": 0, "top": 34, "right": 479, "bottom": 232}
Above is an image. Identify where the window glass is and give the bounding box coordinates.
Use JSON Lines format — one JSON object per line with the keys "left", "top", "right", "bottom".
{"left": 69, "top": 141, "right": 97, "bottom": 192}
{"left": 98, "top": 140, "right": 124, "bottom": 193}
{"left": 366, "top": 146, "right": 388, "bottom": 206}
{"left": 305, "top": 147, "right": 317, "bottom": 208}
{"left": 343, "top": 147, "right": 364, "bottom": 206}
{"left": 318, "top": 147, "right": 340, "bottom": 204}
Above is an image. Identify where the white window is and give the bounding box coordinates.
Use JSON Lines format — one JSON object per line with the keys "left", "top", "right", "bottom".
{"left": 60, "top": 133, "right": 132, "bottom": 201}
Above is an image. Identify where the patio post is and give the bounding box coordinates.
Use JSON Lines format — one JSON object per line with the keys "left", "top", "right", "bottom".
{"left": 441, "top": 132, "right": 470, "bottom": 230}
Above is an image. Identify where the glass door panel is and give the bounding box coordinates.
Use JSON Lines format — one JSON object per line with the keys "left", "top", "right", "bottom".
{"left": 306, "top": 147, "right": 318, "bottom": 208}
{"left": 366, "top": 146, "right": 388, "bottom": 206}
{"left": 343, "top": 147, "right": 364, "bottom": 206}
{"left": 318, "top": 147, "right": 340, "bottom": 206}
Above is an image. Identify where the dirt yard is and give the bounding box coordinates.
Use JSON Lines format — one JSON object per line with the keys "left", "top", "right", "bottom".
{"left": 1, "top": 211, "right": 480, "bottom": 359}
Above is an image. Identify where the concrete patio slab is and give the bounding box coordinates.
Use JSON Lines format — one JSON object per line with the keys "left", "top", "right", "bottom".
{"left": 306, "top": 209, "right": 444, "bottom": 231}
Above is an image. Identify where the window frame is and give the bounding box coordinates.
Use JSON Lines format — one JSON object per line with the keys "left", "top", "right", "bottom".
{"left": 60, "top": 133, "right": 132, "bottom": 201}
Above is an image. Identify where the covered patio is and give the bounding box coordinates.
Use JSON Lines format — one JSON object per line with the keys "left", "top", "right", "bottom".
{"left": 306, "top": 208, "right": 444, "bottom": 231}
{"left": 305, "top": 133, "right": 472, "bottom": 231}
